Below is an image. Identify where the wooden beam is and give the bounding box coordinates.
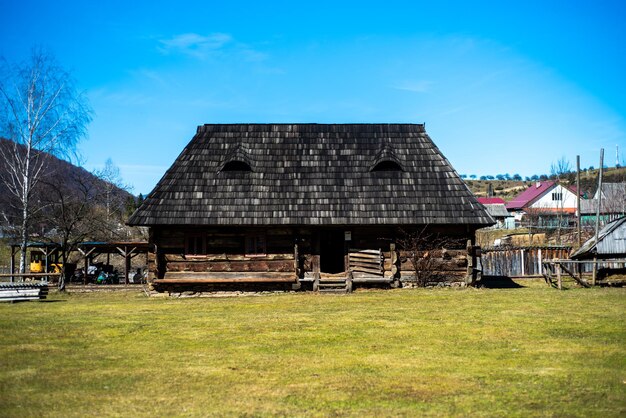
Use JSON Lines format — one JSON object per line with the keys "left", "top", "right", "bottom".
{"left": 154, "top": 277, "right": 297, "bottom": 284}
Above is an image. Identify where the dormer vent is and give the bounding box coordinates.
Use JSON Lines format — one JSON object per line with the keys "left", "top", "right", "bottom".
{"left": 222, "top": 160, "right": 252, "bottom": 171}
{"left": 370, "top": 144, "right": 403, "bottom": 172}
{"left": 371, "top": 160, "right": 403, "bottom": 172}
{"left": 219, "top": 144, "right": 253, "bottom": 172}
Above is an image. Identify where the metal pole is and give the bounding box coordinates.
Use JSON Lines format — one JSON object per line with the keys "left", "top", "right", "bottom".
{"left": 10, "top": 245, "right": 16, "bottom": 283}
{"left": 592, "top": 149, "right": 604, "bottom": 285}
{"left": 576, "top": 155, "right": 581, "bottom": 248}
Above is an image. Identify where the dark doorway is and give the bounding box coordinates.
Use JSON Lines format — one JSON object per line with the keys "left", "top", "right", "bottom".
{"left": 320, "top": 229, "right": 346, "bottom": 273}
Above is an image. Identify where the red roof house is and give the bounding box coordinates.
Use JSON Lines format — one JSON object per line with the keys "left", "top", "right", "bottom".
{"left": 505, "top": 181, "right": 579, "bottom": 213}
{"left": 477, "top": 197, "right": 506, "bottom": 205}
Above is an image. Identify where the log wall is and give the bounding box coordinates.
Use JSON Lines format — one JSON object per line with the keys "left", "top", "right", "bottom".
{"left": 399, "top": 248, "right": 469, "bottom": 281}
{"left": 147, "top": 225, "right": 478, "bottom": 287}
{"left": 151, "top": 227, "right": 298, "bottom": 279}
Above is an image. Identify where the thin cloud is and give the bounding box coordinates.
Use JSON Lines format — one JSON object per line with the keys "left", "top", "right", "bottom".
{"left": 393, "top": 80, "right": 434, "bottom": 93}
{"left": 158, "top": 33, "right": 233, "bottom": 58}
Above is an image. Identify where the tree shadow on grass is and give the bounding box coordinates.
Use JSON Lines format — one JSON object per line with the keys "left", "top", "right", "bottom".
{"left": 479, "top": 276, "right": 524, "bottom": 288}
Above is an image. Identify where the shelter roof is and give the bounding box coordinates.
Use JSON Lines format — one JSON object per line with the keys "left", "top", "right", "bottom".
{"left": 570, "top": 216, "right": 626, "bottom": 259}
{"left": 581, "top": 183, "right": 626, "bottom": 215}
{"left": 483, "top": 203, "right": 511, "bottom": 218}
{"left": 128, "top": 124, "right": 494, "bottom": 227}
{"left": 78, "top": 241, "right": 150, "bottom": 252}
{"left": 477, "top": 197, "right": 506, "bottom": 205}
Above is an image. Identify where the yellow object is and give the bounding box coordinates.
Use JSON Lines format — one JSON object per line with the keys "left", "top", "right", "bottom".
{"left": 30, "top": 260, "right": 44, "bottom": 273}
{"left": 28, "top": 251, "right": 63, "bottom": 273}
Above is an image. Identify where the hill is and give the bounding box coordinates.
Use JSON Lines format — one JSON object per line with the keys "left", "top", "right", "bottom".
{"left": 464, "top": 166, "right": 626, "bottom": 201}
{"left": 0, "top": 138, "right": 136, "bottom": 239}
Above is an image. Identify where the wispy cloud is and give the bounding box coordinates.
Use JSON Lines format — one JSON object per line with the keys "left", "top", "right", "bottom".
{"left": 158, "top": 33, "right": 233, "bottom": 58}
{"left": 90, "top": 88, "right": 154, "bottom": 106}
{"left": 393, "top": 80, "right": 434, "bottom": 93}
{"left": 157, "top": 32, "right": 270, "bottom": 64}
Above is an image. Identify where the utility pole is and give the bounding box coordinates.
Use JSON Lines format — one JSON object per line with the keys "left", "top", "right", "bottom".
{"left": 592, "top": 148, "right": 604, "bottom": 286}
{"left": 576, "top": 155, "right": 582, "bottom": 282}
{"left": 576, "top": 155, "right": 581, "bottom": 248}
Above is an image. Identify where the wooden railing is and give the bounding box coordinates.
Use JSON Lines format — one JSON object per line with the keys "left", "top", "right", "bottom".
{"left": 348, "top": 249, "right": 384, "bottom": 276}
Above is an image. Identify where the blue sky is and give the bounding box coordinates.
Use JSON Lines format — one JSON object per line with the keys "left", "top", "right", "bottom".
{"left": 1, "top": 0, "right": 625, "bottom": 195}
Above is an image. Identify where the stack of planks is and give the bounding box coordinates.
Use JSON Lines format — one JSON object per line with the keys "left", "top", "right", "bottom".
{"left": 0, "top": 282, "right": 49, "bottom": 302}
{"left": 349, "top": 249, "right": 384, "bottom": 276}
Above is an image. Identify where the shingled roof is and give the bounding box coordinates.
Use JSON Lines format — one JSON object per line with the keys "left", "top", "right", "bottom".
{"left": 128, "top": 124, "right": 494, "bottom": 227}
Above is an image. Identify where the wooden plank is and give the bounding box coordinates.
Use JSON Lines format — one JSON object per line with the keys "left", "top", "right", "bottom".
{"left": 349, "top": 249, "right": 381, "bottom": 255}
{"left": 350, "top": 266, "right": 384, "bottom": 276}
{"left": 349, "top": 260, "right": 382, "bottom": 269}
{"left": 155, "top": 277, "right": 297, "bottom": 284}
{"left": 349, "top": 253, "right": 381, "bottom": 260}
{"left": 352, "top": 277, "right": 393, "bottom": 283}
{"left": 163, "top": 271, "right": 295, "bottom": 280}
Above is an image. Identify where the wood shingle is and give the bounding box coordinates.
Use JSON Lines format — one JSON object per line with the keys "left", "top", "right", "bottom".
{"left": 128, "top": 123, "right": 494, "bottom": 227}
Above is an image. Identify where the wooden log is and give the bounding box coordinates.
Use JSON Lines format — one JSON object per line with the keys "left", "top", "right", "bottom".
{"left": 166, "top": 253, "right": 294, "bottom": 262}
{"left": 349, "top": 249, "right": 381, "bottom": 255}
{"left": 165, "top": 260, "right": 295, "bottom": 273}
{"left": 164, "top": 271, "right": 294, "bottom": 278}
{"left": 155, "top": 277, "right": 297, "bottom": 284}
{"left": 294, "top": 243, "right": 300, "bottom": 278}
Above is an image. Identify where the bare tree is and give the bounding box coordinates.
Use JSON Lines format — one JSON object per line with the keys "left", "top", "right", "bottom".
{"left": 397, "top": 227, "right": 465, "bottom": 287}
{"left": 550, "top": 157, "right": 574, "bottom": 244}
{"left": 40, "top": 168, "right": 109, "bottom": 290}
{"left": 94, "top": 158, "right": 133, "bottom": 238}
{"left": 0, "top": 49, "right": 92, "bottom": 273}
{"left": 551, "top": 156, "right": 572, "bottom": 180}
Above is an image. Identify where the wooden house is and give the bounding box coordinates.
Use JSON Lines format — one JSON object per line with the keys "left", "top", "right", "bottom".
{"left": 128, "top": 124, "right": 494, "bottom": 293}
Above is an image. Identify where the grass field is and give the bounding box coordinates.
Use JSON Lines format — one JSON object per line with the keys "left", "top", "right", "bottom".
{"left": 0, "top": 281, "right": 624, "bottom": 417}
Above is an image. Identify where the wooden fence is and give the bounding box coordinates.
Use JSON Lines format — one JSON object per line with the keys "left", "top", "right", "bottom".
{"left": 481, "top": 246, "right": 572, "bottom": 277}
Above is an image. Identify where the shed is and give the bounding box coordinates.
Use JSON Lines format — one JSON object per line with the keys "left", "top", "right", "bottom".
{"left": 128, "top": 123, "right": 494, "bottom": 293}
{"left": 480, "top": 203, "right": 512, "bottom": 229}
{"left": 570, "top": 216, "right": 626, "bottom": 260}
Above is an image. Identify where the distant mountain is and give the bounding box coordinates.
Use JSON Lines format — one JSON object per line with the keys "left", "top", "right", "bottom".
{"left": 0, "top": 138, "right": 136, "bottom": 238}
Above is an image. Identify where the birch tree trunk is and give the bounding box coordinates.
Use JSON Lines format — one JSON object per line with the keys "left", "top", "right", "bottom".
{"left": 0, "top": 49, "right": 92, "bottom": 273}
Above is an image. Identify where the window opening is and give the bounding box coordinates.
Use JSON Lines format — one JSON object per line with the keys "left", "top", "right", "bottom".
{"left": 245, "top": 233, "right": 266, "bottom": 256}
{"left": 185, "top": 233, "right": 206, "bottom": 255}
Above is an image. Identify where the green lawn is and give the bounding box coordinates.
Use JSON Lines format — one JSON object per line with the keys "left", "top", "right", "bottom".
{"left": 0, "top": 282, "right": 624, "bottom": 417}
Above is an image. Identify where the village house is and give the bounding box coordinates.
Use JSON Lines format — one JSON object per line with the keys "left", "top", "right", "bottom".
{"left": 505, "top": 180, "right": 579, "bottom": 228}
{"left": 128, "top": 124, "right": 494, "bottom": 294}
{"left": 477, "top": 197, "right": 513, "bottom": 229}
{"left": 580, "top": 183, "right": 626, "bottom": 225}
